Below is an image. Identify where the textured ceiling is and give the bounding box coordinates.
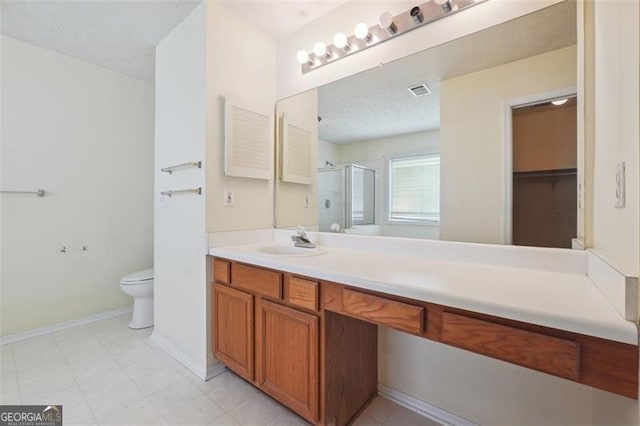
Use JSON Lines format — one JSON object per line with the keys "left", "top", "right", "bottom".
{"left": 0, "top": 0, "right": 347, "bottom": 82}
{"left": 0, "top": 0, "right": 201, "bottom": 81}
{"left": 318, "top": 0, "right": 577, "bottom": 144}
{"left": 217, "top": 0, "right": 346, "bottom": 40}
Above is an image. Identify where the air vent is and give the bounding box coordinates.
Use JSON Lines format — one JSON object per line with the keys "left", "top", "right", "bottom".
{"left": 407, "top": 84, "right": 431, "bottom": 97}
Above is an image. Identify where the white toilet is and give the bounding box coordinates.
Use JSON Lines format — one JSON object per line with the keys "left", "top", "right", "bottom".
{"left": 119, "top": 269, "right": 154, "bottom": 329}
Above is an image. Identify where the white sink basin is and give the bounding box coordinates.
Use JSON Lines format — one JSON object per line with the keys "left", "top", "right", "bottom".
{"left": 256, "top": 244, "right": 328, "bottom": 257}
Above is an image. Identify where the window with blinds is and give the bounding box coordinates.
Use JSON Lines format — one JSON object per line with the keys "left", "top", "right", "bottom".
{"left": 388, "top": 154, "right": 440, "bottom": 222}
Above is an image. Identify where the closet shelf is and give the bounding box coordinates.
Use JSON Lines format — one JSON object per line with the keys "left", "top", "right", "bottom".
{"left": 513, "top": 168, "right": 577, "bottom": 178}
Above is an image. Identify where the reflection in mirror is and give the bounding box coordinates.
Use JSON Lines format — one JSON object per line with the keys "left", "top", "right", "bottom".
{"left": 275, "top": 1, "right": 578, "bottom": 246}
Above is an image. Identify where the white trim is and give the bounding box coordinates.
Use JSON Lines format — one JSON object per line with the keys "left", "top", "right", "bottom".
{"left": 206, "top": 362, "right": 227, "bottom": 380}
{"left": 502, "top": 86, "right": 578, "bottom": 245}
{"left": 0, "top": 306, "right": 133, "bottom": 346}
{"left": 377, "top": 384, "right": 476, "bottom": 426}
{"left": 149, "top": 330, "right": 207, "bottom": 380}
{"left": 587, "top": 249, "right": 639, "bottom": 322}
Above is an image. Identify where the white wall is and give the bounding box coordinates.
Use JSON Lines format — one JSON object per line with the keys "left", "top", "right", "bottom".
{"left": 0, "top": 36, "right": 154, "bottom": 336}
{"left": 276, "top": 0, "right": 564, "bottom": 99}
{"left": 318, "top": 139, "right": 339, "bottom": 168}
{"left": 153, "top": 4, "right": 208, "bottom": 374}
{"left": 337, "top": 131, "right": 440, "bottom": 240}
{"left": 591, "top": 0, "right": 639, "bottom": 277}
{"left": 205, "top": 3, "right": 276, "bottom": 233}
{"left": 439, "top": 46, "right": 577, "bottom": 244}
{"left": 154, "top": 2, "right": 277, "bottom": 376}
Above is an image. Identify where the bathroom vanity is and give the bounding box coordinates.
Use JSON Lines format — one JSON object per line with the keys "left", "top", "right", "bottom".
{"left": 209, "top": 235, "right": 639, "bottom": 426}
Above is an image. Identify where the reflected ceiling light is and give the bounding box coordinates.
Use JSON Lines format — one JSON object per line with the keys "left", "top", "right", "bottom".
{"left": 334, "top": 32, "right": 350, "bottom": 50}
{"left": 552, "top": 98, "right": 569, "bottom": 106}
{"left": 313, "top": 41, "right": 330, "bottom": 59}
{"left": 379, "top": 11, "right": 397, "bottom": 36}
{"left": 354, "top": 22, "right": 371, "bottom": 42}
{"left": 410, "top": 6, "right": 424, "bottom": 25}
{"left": 296, "top": 49, "right": 312, "bottom": 65}
{"left": 435, "top": 0, "right": 453, "bottom": 13}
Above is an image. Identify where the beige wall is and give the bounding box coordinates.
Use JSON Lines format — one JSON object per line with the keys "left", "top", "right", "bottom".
{"left": 205, "top": 3, "right": 276, "bottom": 232}
{"left": 1, "top": 36, "right": 154, "bottom": 336}
{"left": 439, "top": 46, "right": 577, "bottom": 244}
{"left": 590, "top": 0, "right": 639, "bottom": 276}
{"left": 275, "top": 90, "right": 318, "bottom": 229}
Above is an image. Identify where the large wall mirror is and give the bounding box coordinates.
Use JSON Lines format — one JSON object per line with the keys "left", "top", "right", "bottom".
{"left": 275, "top": 1, "right": 579, "bottom": 248}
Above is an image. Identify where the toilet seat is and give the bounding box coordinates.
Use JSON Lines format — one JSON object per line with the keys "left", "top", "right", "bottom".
{"left": 120, "top": 268, "right": 153, "bottom": 285}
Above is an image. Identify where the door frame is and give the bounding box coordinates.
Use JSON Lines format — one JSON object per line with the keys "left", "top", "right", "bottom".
{"left": 502, "top": 85, "right": 578, "bottom": 245}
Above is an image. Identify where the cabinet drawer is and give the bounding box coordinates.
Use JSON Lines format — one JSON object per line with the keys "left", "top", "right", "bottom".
{"left": 284, "top": 276, "right": 318, "bottom": 312}
{"left": 213, "top": 259, "right": 231, "bottom": 284}
{"left": 440, "top": 312, "right": 580, "bottom": 380}
{"left": 342, "top": 289, "right": 424, "bottom": 334}
{"left": 231, "top": 263, "right": 282, "bottom": 299}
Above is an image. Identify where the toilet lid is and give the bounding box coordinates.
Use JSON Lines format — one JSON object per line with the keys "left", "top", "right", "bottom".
{"left": 121, "top": 268, "right": 154, "bottom": 284}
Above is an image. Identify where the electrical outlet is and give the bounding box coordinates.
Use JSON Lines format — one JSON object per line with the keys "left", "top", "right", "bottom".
{"left": 159, "top": 194, "right": 168, "bottom": 207}
{"left": 615, "top": 162, "right": 625, "bottom": 208}
{"left": 304, "top": 193, "right": 311, "bottom": 208}
{"left": 224, "top": 189, "right": 234, "bottom": 207}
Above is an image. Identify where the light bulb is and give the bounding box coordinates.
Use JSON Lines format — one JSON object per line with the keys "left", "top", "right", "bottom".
{"left": 552, "top": 99, "right": 569, "bottom": 106}
{"left": 296, "top": 49, "right": 310, "bottom": 64}
{"left": 313, "top": 41, "right": 327, "bottom": 58}
{"left": 354, "top": 22, "right": 370, "bottom": 41}
{"left": 334, "top": 32, "right": 349, "bottom": 50}
{"left": 379, "top": 11, "right": 397, "bottom": 35}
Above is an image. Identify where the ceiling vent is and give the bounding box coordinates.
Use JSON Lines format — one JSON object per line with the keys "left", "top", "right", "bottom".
{"left": 407, "top": 83, "right": 431, "bottom": 97}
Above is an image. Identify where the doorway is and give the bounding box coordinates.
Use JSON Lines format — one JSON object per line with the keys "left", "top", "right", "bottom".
{"left": 511, "top": 96, "right": 577, "bottom": 248}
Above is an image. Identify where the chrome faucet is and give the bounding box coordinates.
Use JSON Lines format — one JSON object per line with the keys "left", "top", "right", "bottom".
{"left": 291, "top": 227, "right": 316, "bottom": 249}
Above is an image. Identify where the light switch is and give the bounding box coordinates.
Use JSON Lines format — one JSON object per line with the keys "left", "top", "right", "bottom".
{"left": 615, "top": 162, "right": 625, "bottom": 208}
{"left": 224, "top": 189, "right": 234, "bottom": 207}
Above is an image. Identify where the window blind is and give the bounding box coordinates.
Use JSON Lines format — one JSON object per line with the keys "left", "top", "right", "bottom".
{"left": 389, "top": 154, "right": 440, "bottom": 222}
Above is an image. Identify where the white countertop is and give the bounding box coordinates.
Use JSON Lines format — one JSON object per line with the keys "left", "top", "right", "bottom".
{"left": 209, "top": 241, "right": 638, "bottom": 345}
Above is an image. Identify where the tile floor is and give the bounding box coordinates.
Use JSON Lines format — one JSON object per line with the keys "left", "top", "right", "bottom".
{"left": 0, "top": 314, "right": 440, "bottom": 425}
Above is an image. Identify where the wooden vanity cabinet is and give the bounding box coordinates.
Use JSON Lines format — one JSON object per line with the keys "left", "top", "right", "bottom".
{"left": 212, "top": 284, "right": 254, "bottom": 381}
{"left": 212, "top": 259, "right": 325, "bottom": 424}
{"left": 255, "top": 298, "right": 319, "bottom": 422}
{"left": 211, "top": 257, "right": 639, "bottom": 425}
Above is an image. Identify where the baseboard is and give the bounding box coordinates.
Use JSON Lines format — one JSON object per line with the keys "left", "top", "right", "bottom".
{"left": 149, "top": 331, "right": 208, "bottom": 380}
{"left": 377, "top": 384, "right": 476, "bottom": 426}
{"left": 206, "top": 362, "right": 227, "bottom": 380}
{"left": 0, "top": 306, "right": 133, "bottom": 346}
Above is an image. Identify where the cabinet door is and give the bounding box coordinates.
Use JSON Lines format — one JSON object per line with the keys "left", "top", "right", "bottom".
{"left": 256, "top": 299, "right": 318, "bottom": 423}
{"left": 213, "top": 284, "right": 254, "bottom": 381}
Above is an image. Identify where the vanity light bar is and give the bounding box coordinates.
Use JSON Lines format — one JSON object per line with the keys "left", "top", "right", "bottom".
{"left": 297, "top": 0, "right": 487, "bottom": 74}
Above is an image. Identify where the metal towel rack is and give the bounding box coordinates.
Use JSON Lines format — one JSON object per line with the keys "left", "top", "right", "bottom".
{"left": 161, "top": 161, "right": 202, "bottom": 174}
{"left": 160, "top": 187, "right": 202, "bottom": 197}
{"left": 0, "top": 189, "right": 46, "bottom": 197}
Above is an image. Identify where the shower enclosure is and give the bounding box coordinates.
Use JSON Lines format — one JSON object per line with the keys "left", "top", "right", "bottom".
{"left": 317, "top": 164, "right": 375, "bottom": 232}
